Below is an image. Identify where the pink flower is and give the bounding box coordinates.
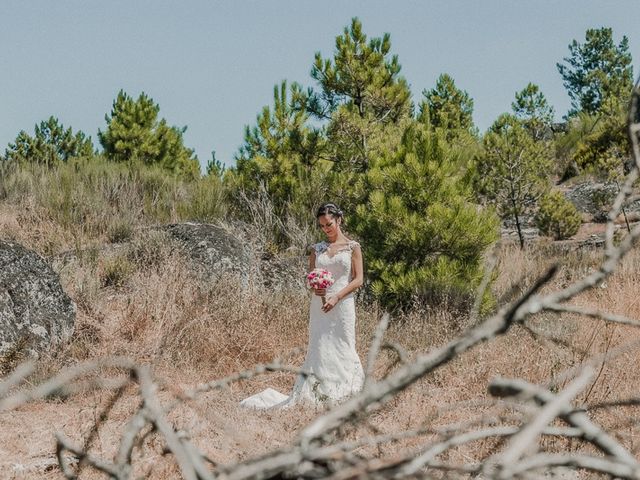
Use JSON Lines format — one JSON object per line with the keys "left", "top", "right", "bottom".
{"left": 306, "top": 268, "right": 335, "bottom": 290}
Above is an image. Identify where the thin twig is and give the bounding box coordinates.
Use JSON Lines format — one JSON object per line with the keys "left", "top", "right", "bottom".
{"left": 364, "top": 312, "right": 390, "bottom": 388}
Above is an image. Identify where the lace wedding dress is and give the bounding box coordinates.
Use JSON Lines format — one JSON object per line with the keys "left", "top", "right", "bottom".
{"left": 240, "top": 240, "right": 364, "bottom": 409}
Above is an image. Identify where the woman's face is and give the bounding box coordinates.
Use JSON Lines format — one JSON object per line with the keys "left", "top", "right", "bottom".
{"left": 318, "top": 214, "right": 340, "bottom": 239}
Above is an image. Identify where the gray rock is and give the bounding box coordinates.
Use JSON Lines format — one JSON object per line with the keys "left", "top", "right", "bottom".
{"left": 564, "top": 182, "right": 618, "bottom": 220}
{"left": 163, "top": 222, "right": 252, "bottom": 281}
{"left": 259, "top": 250, "right": 306, "bottom": 291}
{"left": 500, "top": 226, "right": 540, "bottom": 242}
{"left": 162, "top": 222, "right": 305, "bottom": 291}
{"left": 0, "top": 240, "right": 75, "bottom": 357}
{"left": 501, "top": 213, "right": 536, "bottom": 230}
{"left": 563, "top": 181, "right": 640, "bottom": 221}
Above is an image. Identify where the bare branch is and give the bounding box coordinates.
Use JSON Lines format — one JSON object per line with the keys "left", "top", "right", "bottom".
{"left": 507, "top": 453, "right": 640, "bottom": 479}
{"left": 135, "top": 365, "right": 204, "bottom": 480}
{"left": 115, "top": 406, "right": 148, "bottom": 472}
{"left": 545, "top": 302, "right": 640, "bottom": 327}
{"left": 0, "top": 361, "right": 35, "bottom": 396}
{"left": 184, "top": 361, "right": 312, "bottom": 400}
{"left": 493, "top": 368, "right": 595, "bottom": 474}
{"left": 392, "top": 426, "right": 584, "bottom": 477}
{"left": 489, "top": 376, "right": 638, "bottom": 464}
{"left": 364, "top": 312, "right": 390, "bottom": 388}
{"left": 0, "top": 357, "right": 135, "bottom": 412}
{"left": 470, "top": 243, "right": 499, "bottom": 325}
{"left": 56, "top": 432, "right": 120, "bottom": 479}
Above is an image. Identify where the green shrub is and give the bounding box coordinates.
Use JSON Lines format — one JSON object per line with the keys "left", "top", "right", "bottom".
{"left": 100, "top": 255, "right": 133, "bottom": 287}
{"left": 535, "top": 190, "right": 582, "bottom": 240}
{"left": 107, "top": 217, "right": 134, "bottom": 243}
{"left": 351, "top": 124, "right": 499, "bottom": 311}
{"left": 591, "top": 187, "right": 616, "bottom": 210}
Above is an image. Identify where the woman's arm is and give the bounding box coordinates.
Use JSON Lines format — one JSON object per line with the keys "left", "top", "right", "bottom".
{"left": 336, "top": 243, "right": 364, "bottom": 300}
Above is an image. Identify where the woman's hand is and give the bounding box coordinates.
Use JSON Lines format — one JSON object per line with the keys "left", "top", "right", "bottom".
{"left": 313, "top": 288, "right": 326, "bottom": 296}
{"left": 322, "top": 295, "right": 339, "bottom": 313}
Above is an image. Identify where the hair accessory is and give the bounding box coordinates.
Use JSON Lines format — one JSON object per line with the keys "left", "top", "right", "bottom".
{"left": 316, "top": 202, "right": 344, "bottom": 219}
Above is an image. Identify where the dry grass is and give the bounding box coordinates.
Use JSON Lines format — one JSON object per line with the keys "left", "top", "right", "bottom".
{"left": 3, "top": 190, "right": 640, "bottom": 477}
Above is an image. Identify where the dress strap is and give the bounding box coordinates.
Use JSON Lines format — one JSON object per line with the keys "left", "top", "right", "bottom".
{"left": 348, "top": 240, "right": 361, "bottom": 250}
{"left": 313, "top": 241, "right": 329, "bottom": 254}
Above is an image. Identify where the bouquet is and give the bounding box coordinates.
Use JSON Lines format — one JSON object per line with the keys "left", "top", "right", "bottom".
{"left": 306, "top": 268, "right": 335, "bottom": 305}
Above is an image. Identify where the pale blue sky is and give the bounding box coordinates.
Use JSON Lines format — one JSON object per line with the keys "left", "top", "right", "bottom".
{"left": 1, "top": 1, "right": 638, "bottom": 170}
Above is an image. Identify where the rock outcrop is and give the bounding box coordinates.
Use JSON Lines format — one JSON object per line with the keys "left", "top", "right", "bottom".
{"left": 163, "top": 222, "right": 253, "bottom": 280}
{"left": 0, "top": 240, "right": 75, "bottom": 357}
{"left": 162, "top": 222, "right": 305, "bottom": 291}
{"left": 564, "top": 181, "right": 640, "bottom": 222}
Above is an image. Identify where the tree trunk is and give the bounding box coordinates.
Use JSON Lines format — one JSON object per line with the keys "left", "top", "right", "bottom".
{"left": 510, "top": 193, "right": 525, "bottom": 249}
{"left": 514, "top": 212, "right": 525, "bottom": 250}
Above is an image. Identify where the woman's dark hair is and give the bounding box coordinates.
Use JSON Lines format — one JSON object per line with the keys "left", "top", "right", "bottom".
{"left": 316, "top": 202, "right": 344, "bottom": 220}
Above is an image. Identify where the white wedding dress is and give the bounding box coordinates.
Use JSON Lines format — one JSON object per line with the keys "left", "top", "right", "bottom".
{"left": 240, "top": 240, "right": 365, "bottom": 409}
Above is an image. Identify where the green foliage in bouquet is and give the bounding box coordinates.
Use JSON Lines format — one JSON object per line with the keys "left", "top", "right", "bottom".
{"left": 535, "top": 190, "right": 582, "bottom": 240}
{"left": 350, "top": 124, "right": 499, "bottom": 311}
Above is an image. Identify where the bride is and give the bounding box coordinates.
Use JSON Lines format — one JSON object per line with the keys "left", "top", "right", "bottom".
{"left": 240, "top": 203, "right": 365, "bottom": 409}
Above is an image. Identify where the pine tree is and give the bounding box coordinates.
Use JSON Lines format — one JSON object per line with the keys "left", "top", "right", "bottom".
{"left": 419, "top": 73, "right": 475, "bottom": 135}
{"left": 226, "top": 19, "right": 499, "bottom": 310}
{"left": 228, "top": 19, "right": 412, "bottom": 216}
{"left": 557, "top": 27, "right": 633, "bottom": 116}
{"left": 206, "top": 151, "right": 225, "bottom": 178}
{"left": 4, "top": 116, "right": 94, "bottom": 166}
{"left": 512, "top": 83, "right": 555, "bottom": 141}
{"left": 476, "top": 114, "right": 553, "bottom": 249}
{"left": 571, "top": 107, "right": 629, "bottom": 178}
{"left": 155, "top": 120, "right": 201, "bottom": 179}
{"left": 236, "top": 81, "right": 322, "bottom": 166}
{"left": 555, "top": 87, "right": 631, "bottom": 179}
{"left": 226, "top": 80, "right": 325, "bottom": 217}
{"left": 304, "top": 17, "right": 412, "bottom": 171}
{"left": 99, "top": 90, "right": 199, "bottom": 178}
{"left": 351, "top": 124, "right": 498, "bottom": 310}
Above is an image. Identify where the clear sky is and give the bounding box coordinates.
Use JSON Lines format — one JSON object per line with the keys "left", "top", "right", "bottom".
{"left": 1, "top": 1, "right": 638, "bottom": 170}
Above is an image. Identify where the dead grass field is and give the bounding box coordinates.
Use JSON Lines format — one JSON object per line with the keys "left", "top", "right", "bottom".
{"left": 2, "top": 198, "right": 640, "bottom": 479}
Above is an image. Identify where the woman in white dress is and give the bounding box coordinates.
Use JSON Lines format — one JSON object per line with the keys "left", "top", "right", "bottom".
{"left": 240, "top": 203, "right": 365, "bottom": 408}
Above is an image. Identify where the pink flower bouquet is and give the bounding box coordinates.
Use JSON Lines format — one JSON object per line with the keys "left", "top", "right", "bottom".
{"left": 306, "top": 268, "right": 335, "bottom": 305}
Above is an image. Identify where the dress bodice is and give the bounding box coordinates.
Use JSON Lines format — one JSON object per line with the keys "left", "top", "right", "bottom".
{"left": 313, "top": 240, "right": 359, "bottom": 292}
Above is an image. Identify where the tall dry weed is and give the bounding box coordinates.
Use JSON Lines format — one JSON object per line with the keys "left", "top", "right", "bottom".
{"left": 0, "top": 159, "right": 227, "bottom": 257}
